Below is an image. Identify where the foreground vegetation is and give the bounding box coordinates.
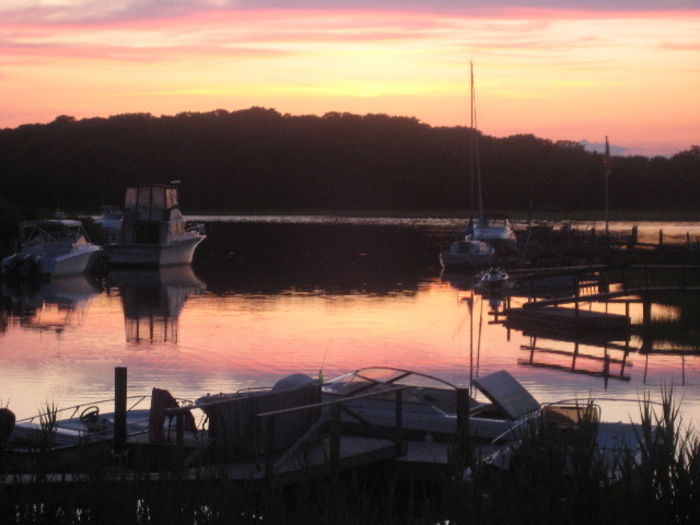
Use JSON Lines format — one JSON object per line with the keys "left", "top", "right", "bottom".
{"left": 1, "top": 391, "right": 698, "bottom": 524}
{"left": 1, "top": 108, "right": 699, "bottom": 214}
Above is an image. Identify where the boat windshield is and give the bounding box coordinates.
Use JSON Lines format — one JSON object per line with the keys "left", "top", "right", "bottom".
{"left": 20, "top": 221, "right": 84, "bottom": 245}
{"left": 323, "top": 367, "right": 458, "bottom": 396}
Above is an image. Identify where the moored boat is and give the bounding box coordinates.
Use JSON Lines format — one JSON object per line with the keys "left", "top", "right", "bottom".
{"left": 440, "top": 238, "right": 495, "bottom": 269}
{"left": 104, "top": 183, "right": 205, "bottom": 266}
{"left": 470, "top": 213, "right": 518, "bottom": 253}
{"left": 473, "top": 267, "right": 513, "bottom": 292}
{"left": 0, "top": 220, "right": 102, "bottom": 279}
{"left": 1, "top": 390, "right": 198, "bottom": 472}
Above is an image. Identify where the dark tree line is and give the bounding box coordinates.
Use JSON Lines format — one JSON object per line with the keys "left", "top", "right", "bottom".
{"left": 1, "top": 107, "right": 698, "bottom": 214}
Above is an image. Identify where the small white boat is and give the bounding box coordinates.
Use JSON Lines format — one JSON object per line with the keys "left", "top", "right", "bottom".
{"left": 474, "top": 267, "right": 513, "bottom": 292}
{"left": 1, "top": 391, "right": 198, "bottom": 471}
{"left": 1, "top": 220, "right": 102, "bottom": 278}
{"left": 105, "top": 183, "right": 206, "bottom": 266}
{"left": 439, "top": 238, "right": 495, "bottom": 269}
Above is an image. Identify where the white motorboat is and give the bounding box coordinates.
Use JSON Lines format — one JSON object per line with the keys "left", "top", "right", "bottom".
{"left": 0, "top": 390, "right": 199, "bottom": 471}
{"left": 105, "top": 183, "right": 206, "bottom": 266}
{"left": 440, "top": 238, "right": 495, "bottom": 269}
{"left": 473, "top": 267, "right": 513, "bottom": 292}
{"left": 1, "top": 220, "right": 103, "bottom": 278}
{"left": 321, "top": 367, "right": 540, "bottom": 442}
{"left": 321, "top": 367, "right": 651, "bottom": 475}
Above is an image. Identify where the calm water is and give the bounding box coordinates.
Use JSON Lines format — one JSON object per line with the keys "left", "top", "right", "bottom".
{"left": 1, "top": 218, "right": 699, "bottom": 427}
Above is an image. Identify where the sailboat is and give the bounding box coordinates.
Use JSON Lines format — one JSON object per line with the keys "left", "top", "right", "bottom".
{"left": 456, "top": 63, "right": 518, "bottom": 255}
{"left": 467, "top": 63, "right": 517, "bottom": 253}
{"left": 439, "top": 63, "right": 498, "bottom": 270}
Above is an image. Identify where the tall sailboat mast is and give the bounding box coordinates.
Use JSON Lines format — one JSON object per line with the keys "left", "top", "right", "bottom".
{"left": 470, "top": 61, "right": 484, "bottom": 225}
{"left": 604, "top": 136, "right": 611, "bottom": 235}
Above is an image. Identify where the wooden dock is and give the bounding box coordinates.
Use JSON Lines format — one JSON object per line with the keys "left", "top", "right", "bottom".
{"left": 504, "top": 306, "right": 631, "bottom": 335}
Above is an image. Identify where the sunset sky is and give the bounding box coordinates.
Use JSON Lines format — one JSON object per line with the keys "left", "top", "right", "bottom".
{"left": 1, "top": 1, "right": 699, "bottom": 156}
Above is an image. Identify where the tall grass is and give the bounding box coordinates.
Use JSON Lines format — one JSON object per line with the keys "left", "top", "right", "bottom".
{"left": 1, "top": 391, "right": 698, "bottom": 524}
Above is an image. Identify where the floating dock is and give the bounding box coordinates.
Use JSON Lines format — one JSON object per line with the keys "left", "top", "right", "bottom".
{"left": 504, "top": 306, "right": 631, "bottom": 335}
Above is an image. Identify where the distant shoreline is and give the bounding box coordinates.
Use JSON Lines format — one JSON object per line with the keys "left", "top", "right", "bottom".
{"left": 181, "top": 209, "right": 700, "bottom": 222}
{"left": 17, "top": 208, "right": 700, "bottom": 223}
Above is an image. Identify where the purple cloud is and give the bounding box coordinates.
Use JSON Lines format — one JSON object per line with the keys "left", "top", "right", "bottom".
{"left": 1, "top": 1, "right": 698, "bottom": 25}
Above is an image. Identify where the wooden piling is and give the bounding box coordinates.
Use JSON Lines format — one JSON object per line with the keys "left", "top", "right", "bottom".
{"left": 456, "top": 387, "right": 470, "bottom": 465}
{"left": 113, "top": 367, "right": 127, "bottom": 455}
{"left": 395, "top": 390, "right": 403, "bottom": 441}
{"left": 265, "top": 416, "right": 275, "bottom": 479}
{"left": 330, "top": 403, "right": 341, "bottom": 474}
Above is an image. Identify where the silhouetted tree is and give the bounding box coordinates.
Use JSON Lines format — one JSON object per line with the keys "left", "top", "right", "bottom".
{"left": 0, "top": 108, "right": 697, "bottom": 213}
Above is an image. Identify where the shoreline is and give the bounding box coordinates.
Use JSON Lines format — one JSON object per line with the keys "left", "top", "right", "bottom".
{"left": 184, "top": 209, "right": 700, "bottom": 222}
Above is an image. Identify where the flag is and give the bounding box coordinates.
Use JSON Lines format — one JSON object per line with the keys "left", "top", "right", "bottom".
{"left": 604, "top": 136, "right": 611, "bottom": 178}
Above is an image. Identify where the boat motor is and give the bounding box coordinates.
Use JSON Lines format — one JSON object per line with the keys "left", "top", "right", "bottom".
{"left": 272, "top": 374, "right": 316, "bottom": 392}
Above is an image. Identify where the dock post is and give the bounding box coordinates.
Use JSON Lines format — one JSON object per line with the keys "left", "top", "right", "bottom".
{"left": 395, "top": 390, "right": 403, "bottom": 441}
{"left": 114, "top": 367, "right": 127, "bottom": 456}
{"left": 175, "top": 412, "right": 184, "bottom": 469}
{"left": 455, "top": 387, "right": 471, "bottom": 467}
{"left": 330, "top": 403, "right": 341, "bottom": 474}
{"left": 265, "top": 416, "right": 275, "bottom": 480}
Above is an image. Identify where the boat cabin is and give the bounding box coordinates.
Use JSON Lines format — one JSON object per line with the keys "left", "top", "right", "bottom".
{"left": 120, "top": 184, "right": 187, "bottom": 245}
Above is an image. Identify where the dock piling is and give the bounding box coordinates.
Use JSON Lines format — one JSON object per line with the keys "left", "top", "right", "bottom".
{"left": 113, "top": 367, "right": 127, "bottom": 455}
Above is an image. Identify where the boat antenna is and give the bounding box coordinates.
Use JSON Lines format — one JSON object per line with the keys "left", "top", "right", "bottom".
{"left": 319, "top": 345, "right": 330, "bottom": 385}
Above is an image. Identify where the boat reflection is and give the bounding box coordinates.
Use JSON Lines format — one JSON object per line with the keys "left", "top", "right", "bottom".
{"left": 107, "top": 266, "right": 206, "bottom": 344}
{"left": 441, "top": 269, "right": 515, "bottom": 315}
{"left": 0, "top": 275, "right": 102, "bottom": 335}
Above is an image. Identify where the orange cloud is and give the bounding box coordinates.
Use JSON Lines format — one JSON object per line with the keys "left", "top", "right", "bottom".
{"left": 1, "top": 6, "right": 698, "bottom": 155}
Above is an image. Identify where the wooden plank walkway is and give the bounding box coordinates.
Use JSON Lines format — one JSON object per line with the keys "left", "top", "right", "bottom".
{"left": 2, "top": 436, "right": 402, "bottom": 487}
{"left": 390, "top": 441, "right": 508, "bottom": 480}
{"left": 198, "top": 435, "right": 402, "bottom": 485}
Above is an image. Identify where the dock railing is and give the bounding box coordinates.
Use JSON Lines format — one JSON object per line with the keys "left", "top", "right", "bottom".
{"left": 166, "top": 385, "right": 411, "bottom": 479}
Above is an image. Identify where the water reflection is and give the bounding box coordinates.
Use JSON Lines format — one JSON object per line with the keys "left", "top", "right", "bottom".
{"left": 194, "top": 222, "right": 447, "bottom": 295}
{"left": 107, "top": 266, "right": 205, "bottom": 344}
{"left": 0, "top": 275, "right": 101, "bottom": 335}
{"left": 0, "top": 220, "right": 698, "bottom": 424}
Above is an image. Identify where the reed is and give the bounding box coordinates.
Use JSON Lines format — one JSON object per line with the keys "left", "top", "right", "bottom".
{"left": 1, "top": 391, "right": 698, "bottom": 524}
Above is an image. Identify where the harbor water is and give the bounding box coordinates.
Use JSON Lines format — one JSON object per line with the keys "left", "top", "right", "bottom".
{"left": 1, "top": 218, "right": 699, "bottom": 427}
